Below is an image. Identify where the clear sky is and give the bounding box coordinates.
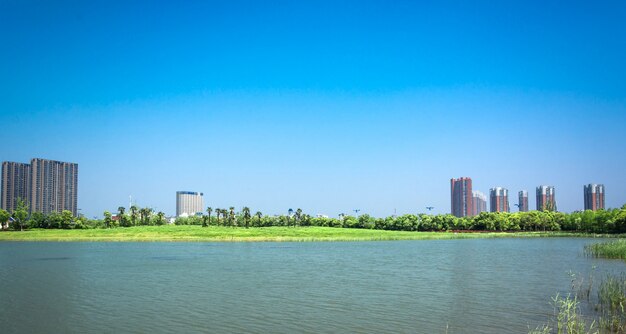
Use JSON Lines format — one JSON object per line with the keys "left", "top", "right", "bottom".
{"left": 1, "top": 0, "right": 625, "bottom": 218}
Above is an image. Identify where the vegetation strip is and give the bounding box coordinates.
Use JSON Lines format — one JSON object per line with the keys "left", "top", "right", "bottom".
{"left": 0, "top": 226, "right": 619, "bottom": 242}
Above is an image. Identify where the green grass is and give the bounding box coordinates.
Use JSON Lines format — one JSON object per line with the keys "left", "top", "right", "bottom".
{"left": 586, "top": 239, "right": 626, "bottom": 260}
{"left": 0, "top": 226, "right": 615, "bottom": 242}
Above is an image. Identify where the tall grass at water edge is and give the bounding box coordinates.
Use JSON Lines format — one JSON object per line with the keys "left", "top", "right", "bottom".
{"left": 586, "top": 240, "right": 626, "bottom": 260}
{"left": 530, "top": 240, "right": 626, "bottom": 334}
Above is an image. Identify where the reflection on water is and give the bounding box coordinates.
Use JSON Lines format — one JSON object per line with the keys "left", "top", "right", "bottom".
{"left": 0, "top": 238, "right": 623, "bottom": 333}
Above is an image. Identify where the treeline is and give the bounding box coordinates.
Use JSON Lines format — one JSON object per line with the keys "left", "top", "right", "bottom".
{"left": 2, "top": 204, "right": 626, "bottom": 234}
{"left": 174, "top": 206, "right": 626, "bottom": 234}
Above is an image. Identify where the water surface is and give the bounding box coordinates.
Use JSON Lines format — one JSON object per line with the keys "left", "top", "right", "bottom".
{"left": 1, "top": 238, "right": 623, "bottom": 333}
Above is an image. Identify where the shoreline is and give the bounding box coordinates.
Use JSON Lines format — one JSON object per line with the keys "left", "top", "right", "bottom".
{"left": 0, "top": 226, "right": 617, "bottom": 243}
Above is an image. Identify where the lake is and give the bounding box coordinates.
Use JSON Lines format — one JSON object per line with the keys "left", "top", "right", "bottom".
{"left": 0, "top": 238, "right": 624, "bottom": 333}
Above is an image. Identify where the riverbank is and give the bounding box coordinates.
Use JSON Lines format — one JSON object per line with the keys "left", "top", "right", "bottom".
{"left": 0, "top": 226, "right": 617, "bottom": 242}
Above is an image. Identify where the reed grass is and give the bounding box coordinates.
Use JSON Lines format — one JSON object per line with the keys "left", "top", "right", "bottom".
{"left": 586, "top": 240, "right": 626, "bottom": 260}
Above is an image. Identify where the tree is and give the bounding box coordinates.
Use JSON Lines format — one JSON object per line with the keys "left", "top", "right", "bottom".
{"left": 156, "top": 211, "right": 166, "bottom": 226}
{"left": 0, "top": 209, "right": 9, "bottom": 230}
{"left": 60, "top": 210, "right": 73, "bottom": 229}
{"left": 117, "top": 206, "right": 127, "bottom": 227}
{"left": 295, "top": 208, "right": 302, "bottom": 227}
{"left": 103, "top": 211, "right": 112, "bottom": 228}
{"left": 215, "top": 209, "right": 221, "bottom": 226}
{"left": 206, "top": 207, "right": 213, "bottom": 226}
{"left": 242, "top": 207, "right": 251, "bottom": 229}
{"left": 229, "top": 207, "right": 236, "bottom": 227}
{"left": 139, "top": 207, "right": 152, "bottom": 225}
{"left": 130, "top": 205, "right": 138, "bottom": 226}
{"left": 12, "top": 198, "right": 29, "bottom": 231}
{"left": 29, "top": 212, "right": 47, "bottom": 229}
{"left": 255, "top": 211, "right": 262, "bottom": 227}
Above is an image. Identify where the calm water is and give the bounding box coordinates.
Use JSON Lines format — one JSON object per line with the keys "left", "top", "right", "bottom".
{"left": 0, "top": 238, "right": 624, "bottom": 333}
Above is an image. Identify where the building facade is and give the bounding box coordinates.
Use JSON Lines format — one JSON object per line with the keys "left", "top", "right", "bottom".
{"left": 1, "top": 161, "right": 31, "bottom": 213}
{"left": 451, "top": 177, "right": 473, "bottom": 217}
{"left": 490, "top": 187, "right": 509, "bottom": 212}
{"left": 176, "top": 191, "right": 204, "bottom": 217}
{"left": 536, "top": 185, "right": 556, "bottom": 211}
{"left": 29, "top": 158, "right": 79, "bottom": 216}
{"left": 472, "top": 191, "right": 487, "bottom": 215}
{"left": 518, "top": 190, "right": 529, "bottom": 212}
{"left": 584, "top": 184, "right": 605, "bottom": 211}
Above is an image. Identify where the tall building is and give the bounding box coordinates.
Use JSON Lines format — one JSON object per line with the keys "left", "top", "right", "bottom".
{"left": 1, "top": 158, "right": 78, "bottom": 216}
{"left": 584, "top": 184, "right": 605, "bottom": 211}
{"left": 176, "top": 191, "right": 204, "bottom": 217}
{"left": 30, "top": 158, "right": 79, "bottom": 216}
{"left": 536, "top": 185, "right": 556, "bottom": 211}
{"left": 490, "top": 187, "right": 509, "bottom": 212}
{"left": 1, "top": 161, "right": 31, "bottom": 213}
{"left": 518, "top": 190, "right": 529, "bottom": 212}
{"left": 451, "top": 177, "right": 473, "bottom": 217}
{"left": 472, "top": 191, "right": 487, "bottom": 215}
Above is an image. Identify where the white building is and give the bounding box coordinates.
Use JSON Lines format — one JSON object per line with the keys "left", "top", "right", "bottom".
{"left": 176, "top": 191, "right": 203, "bottom": 217}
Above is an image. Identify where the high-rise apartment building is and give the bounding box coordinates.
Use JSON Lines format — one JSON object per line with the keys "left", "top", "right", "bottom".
{"left": 176, "top": 191, "right": 204, "bottom": 217}
{"left": 1, "top": 161, "right": 31, "bottom": 213}
{"left": 490, "top": 187, "right": 509, "bottom": 212}
{"left": 472, "top": 191, "right": 487, "bottom": 215}
{"left": 584, "top": 184, "right": 605, "bottom": 211}
{"left": 451, "top": 177, "right": 473, "bottom": 217}
{"left": 30, "top": 158, "right": 79, "bottom": 216}
{"left": 518, "top": 190, "right": 529, "bottom": 212}
{"left": 536, "top": 185, "right": 556, "bottom": 211}
{"left": 1, "top": 158, "right": 78, "bottom": 216}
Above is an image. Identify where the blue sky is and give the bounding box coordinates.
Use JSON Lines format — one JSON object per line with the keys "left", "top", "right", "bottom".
{"left": 1, "top": 0, "right": 625, "bottom": 218}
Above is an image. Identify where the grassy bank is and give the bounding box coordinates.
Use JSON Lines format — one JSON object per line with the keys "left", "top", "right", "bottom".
{"left": 0, "top": 226, "right": 616, "bottom": 242}
{"left": 586, "top": 239, "right": 626, "bottom": 260}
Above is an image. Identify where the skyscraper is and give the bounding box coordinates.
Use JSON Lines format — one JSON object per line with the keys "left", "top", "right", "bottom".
{"left": 536, "top": 185, "right": 556, "bottom": 211}
{"left": 30, "top": 158, "right": 79, "bottom": 216}
{"left": 451, "top": 177, "right": 473, "bottom": 217}
{"left": 472, "top": 191, "right": 487, "bottom": 215}
{"left": 490, "top": 187, "right": 509, "bottom": 212}
{"left": 518, "top": 190, "right": 529, "bottom": 212}
{"left": 1, "top": 161, "right": 31, "bottom": 213}
{"left": 584, "top": 184, "right": 605, "bottom": 211}
{"left": 176, "top": 191, "right": 204, "bottom": 217}
{"left": 1, "top": 158, "right": 78, "bottom": 216}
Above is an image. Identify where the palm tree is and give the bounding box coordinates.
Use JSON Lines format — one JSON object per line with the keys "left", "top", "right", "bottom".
{"left": 139, "top": 207, "right": 151, "bottom": 225}
{"left": 229, "top": 207, "right": 236, "bottom": 228}
{"left": 130, "top": 205, "right": 138, "bottom": 226}
{"left": 255, "top": 211, "right": 262, "bottom": 227}
{"left": 117, "top": 206, "right": 126, "bottom": 227}
{"left": 295, "top": 208, "right": 302, "bottom": 227}
{"left": 156, "top": 211, "right": 165, "bottom": 225}
{"left": 215, "top": 209, "right": 221, "bottom": 226}
{"left": 242, "top": 207, "right": 251, "bottom": 229}
{"left": 206, "top": 207, "right": 213, "bottom": 226}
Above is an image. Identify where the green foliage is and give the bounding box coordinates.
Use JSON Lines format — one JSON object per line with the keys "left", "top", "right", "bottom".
{"left": 11, "top": 198, "right": 29, "bottom": 231}
{"left": 4, "top": 204, "right": 626, "bottom": 233}
{"left": 0, "top": 209, "right": 9, "bottom": 229}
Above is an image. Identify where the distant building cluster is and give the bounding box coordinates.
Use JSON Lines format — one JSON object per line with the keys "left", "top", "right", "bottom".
{"left": 176, "top": 191, "right": 204, "bottom": 217}
{"left": 449, "top": 177, "right": 604, "bottom": 217}
{"left": 1, "top": 158, "right": 78, "bottom": 216}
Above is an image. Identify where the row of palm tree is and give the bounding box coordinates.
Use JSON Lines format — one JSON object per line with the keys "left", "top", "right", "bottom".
{"left": 202, "top": 207, "right": 304, "bottom": 228}
{"left": 115, "top": 205, "right": 165, "bottom": 227}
